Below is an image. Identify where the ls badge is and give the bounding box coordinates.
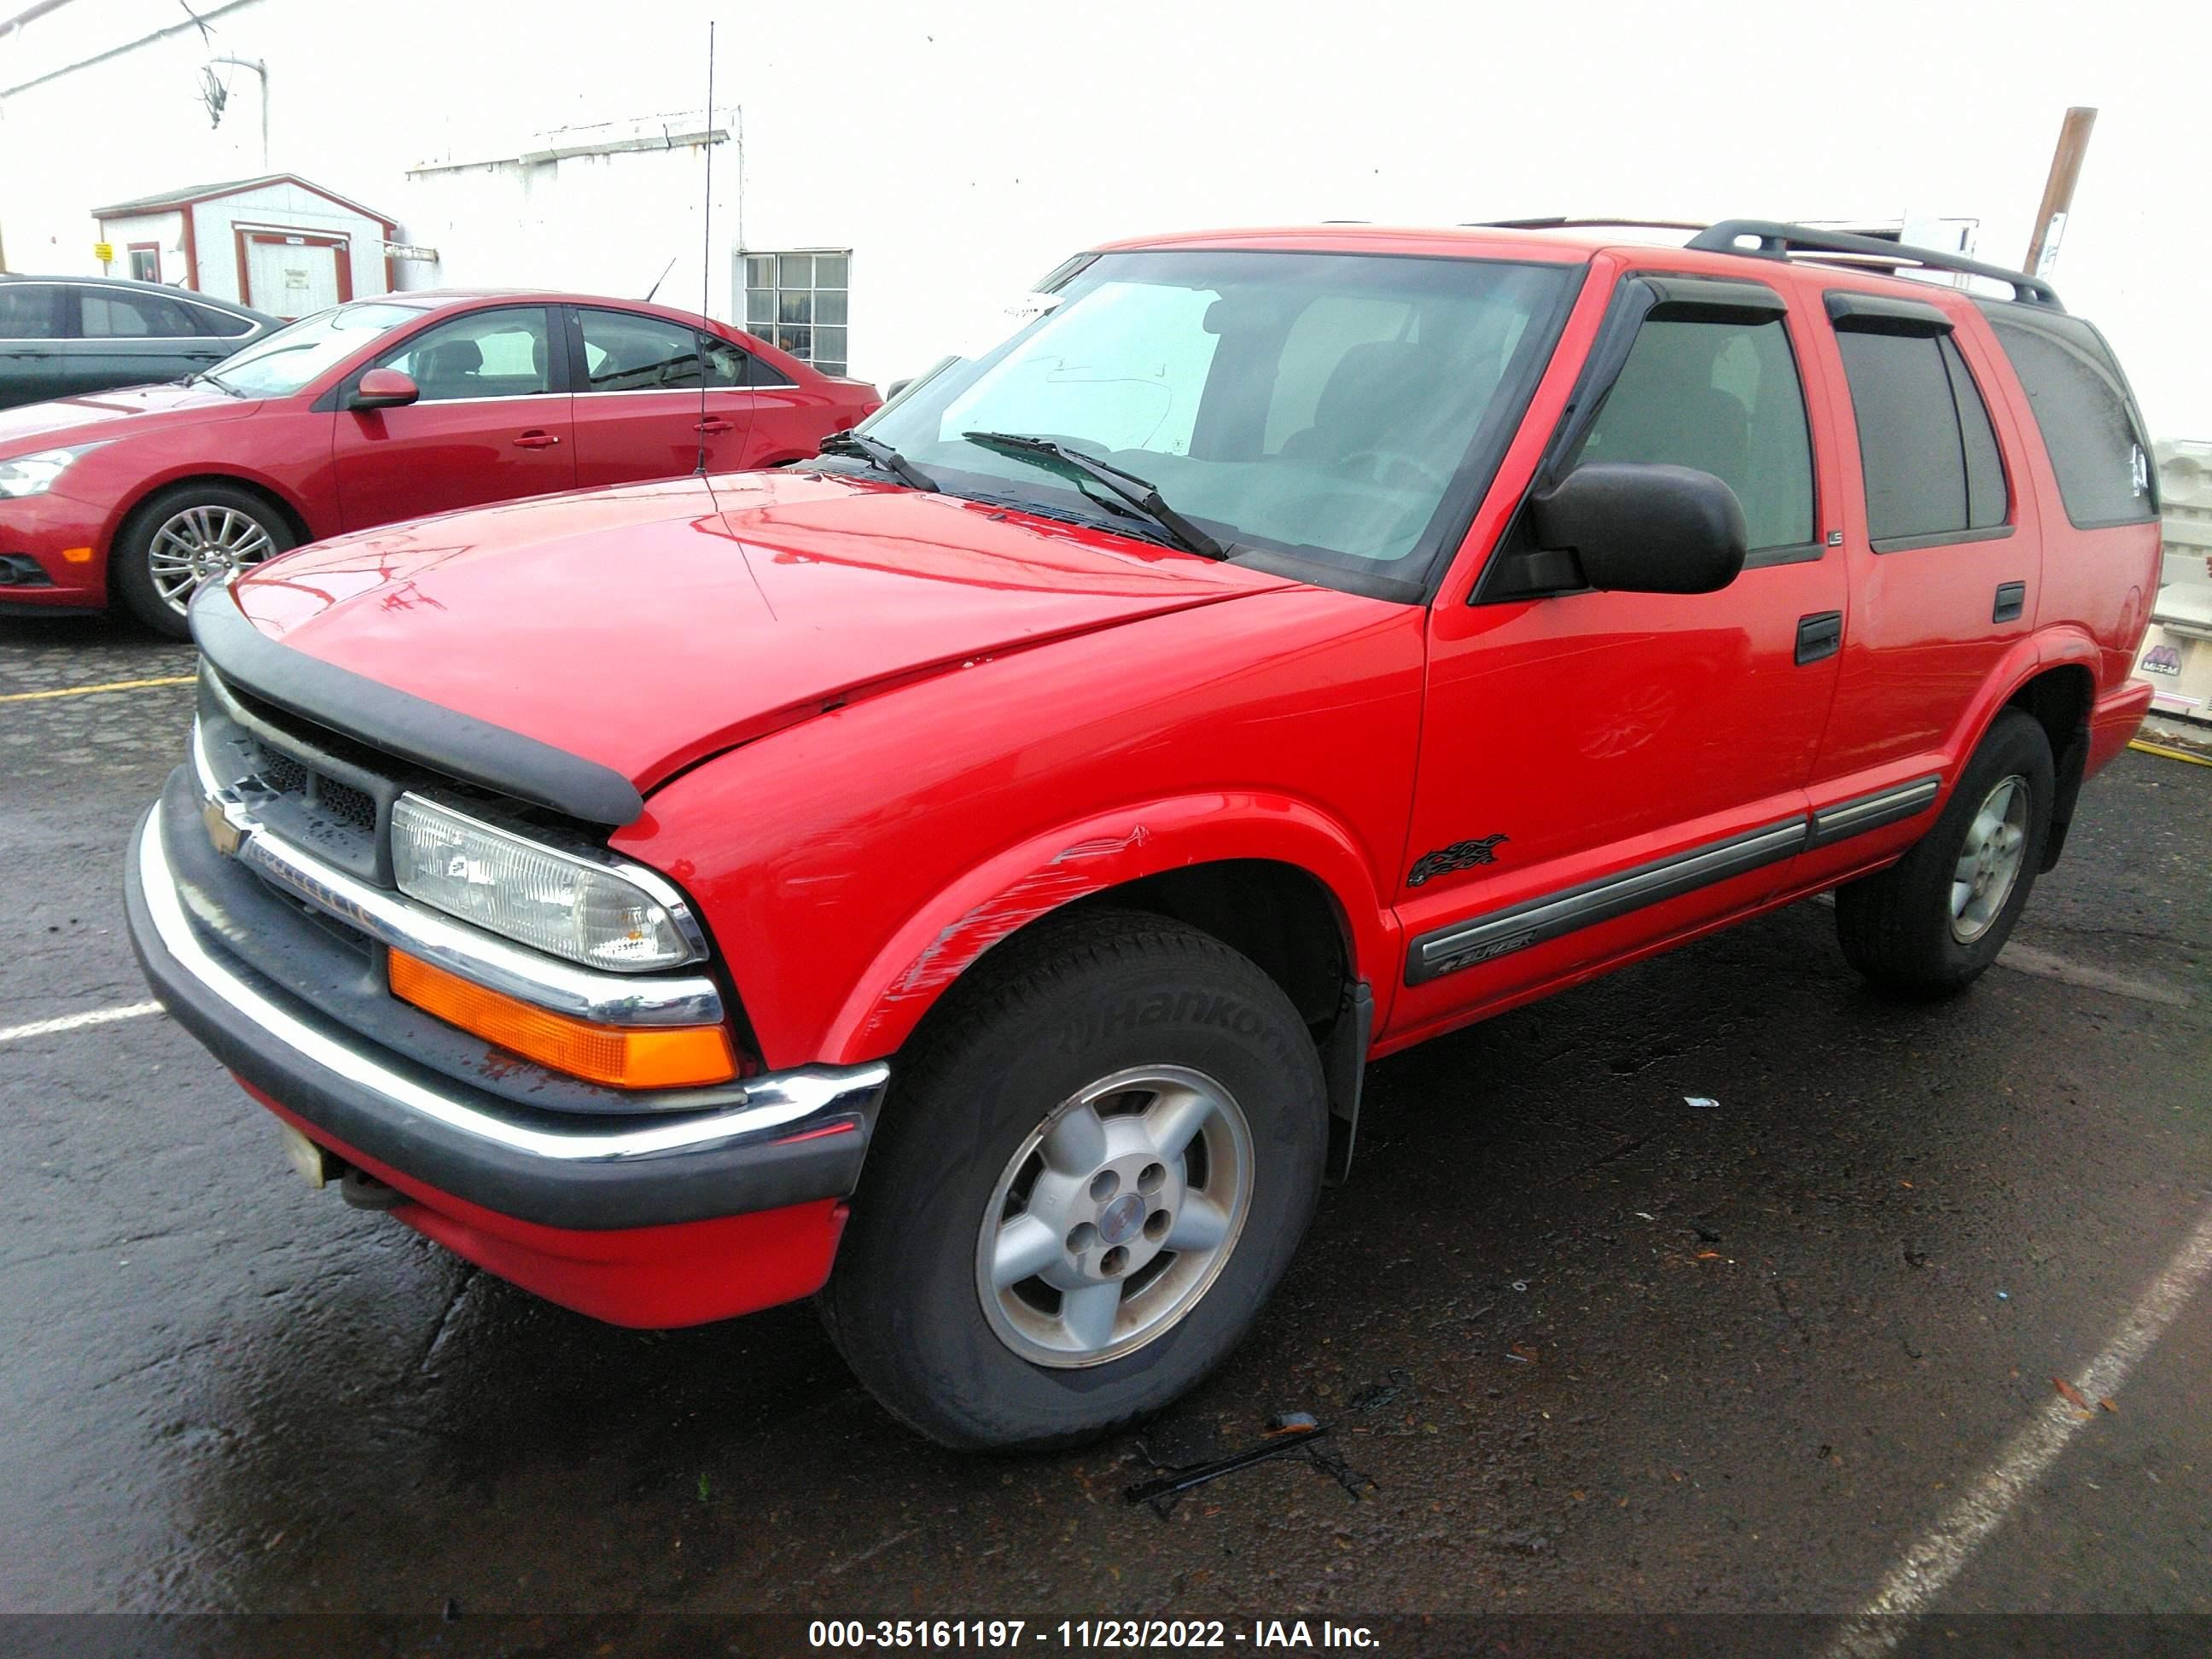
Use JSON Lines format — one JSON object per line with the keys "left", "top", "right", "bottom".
{"left": 1408, "top": 834, "right": 1508, "bottom": 887}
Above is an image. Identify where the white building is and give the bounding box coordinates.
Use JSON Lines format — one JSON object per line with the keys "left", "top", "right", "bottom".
{"left": 2, "top": 0, "right": 2205, "bottom": 427}
{"left": 91, "top": 173, "right": 398, "bottom": 317}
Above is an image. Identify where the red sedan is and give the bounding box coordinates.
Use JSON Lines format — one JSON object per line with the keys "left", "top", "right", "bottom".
{"left": 0, "top": 289, "right": 878, "bottom": 635}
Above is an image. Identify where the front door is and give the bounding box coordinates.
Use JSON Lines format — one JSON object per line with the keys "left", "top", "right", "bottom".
{"left": 332, "top": 305, "right": 576, "bottom": 532}
{"left": 566, "top": 306, "right": 759, "bottom": 486}
{"left": 1390, "top": 271, "right": 1848, "bottom": 1045}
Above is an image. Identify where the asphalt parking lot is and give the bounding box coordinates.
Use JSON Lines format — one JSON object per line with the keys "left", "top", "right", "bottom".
{"left": 3, "top": 611, "right": 2209, "bottom": 1653}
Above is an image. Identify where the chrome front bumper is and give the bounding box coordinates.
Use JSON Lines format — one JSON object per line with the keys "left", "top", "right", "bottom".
{"left": 127, "top": 776, "right": 890, "bottom": 1230}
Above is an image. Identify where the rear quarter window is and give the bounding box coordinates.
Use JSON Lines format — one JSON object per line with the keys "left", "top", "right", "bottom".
{"left": 1976, "top": 304, "right": 2155, "bottom": 529}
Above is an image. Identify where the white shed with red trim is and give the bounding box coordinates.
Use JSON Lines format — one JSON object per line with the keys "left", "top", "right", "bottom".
{"left": 90, "top": 174, "right": 399, "bottom": 321}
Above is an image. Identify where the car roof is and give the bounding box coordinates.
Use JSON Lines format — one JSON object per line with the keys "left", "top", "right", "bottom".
{"left": 1092, "top": 224, "right": 2047, "bottom": 311}
{"left": 0, "top": 272, "right": 275, "bottom": 325}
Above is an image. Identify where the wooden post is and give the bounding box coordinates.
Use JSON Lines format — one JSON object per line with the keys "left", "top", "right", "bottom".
{"left": 2024, "top": 107, "right": 2098, "bottom": 276}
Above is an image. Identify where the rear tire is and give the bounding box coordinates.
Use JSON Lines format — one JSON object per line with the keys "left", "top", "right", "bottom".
{"left": 822, "top": 909, "right": 1329, "bottom": 1451}
{"left": 1834, "top": 708, "right": 2053, "bottom": 998}
{"left": 112, "top": 482, "right": 294, "bottom": 640}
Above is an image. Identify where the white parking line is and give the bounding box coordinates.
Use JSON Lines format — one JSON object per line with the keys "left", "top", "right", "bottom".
{"left": 0, "top": 1001, "right": 165, "bottom": 1045}
{"left": 1823, "top": 1202, "right": 2212, "bottom": 1656}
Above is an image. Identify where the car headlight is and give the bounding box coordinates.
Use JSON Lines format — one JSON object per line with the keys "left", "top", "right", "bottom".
{"left": 0, "top": 444, "right": 102, "bottom": 499}
{"left": 391, "top": 795, "right": 704, "bottom": 972}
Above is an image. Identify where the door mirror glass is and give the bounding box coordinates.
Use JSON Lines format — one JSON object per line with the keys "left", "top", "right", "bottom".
{"left": 1529, "top": 461, "right": 1748, "bottom": 595}
{"left": 351, "top": 368, "right": 420, "bottom": 410}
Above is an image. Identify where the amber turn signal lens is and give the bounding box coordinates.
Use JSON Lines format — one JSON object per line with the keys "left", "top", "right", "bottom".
{"left": 388, "top": 951, "right": 736, "bottom": 1090}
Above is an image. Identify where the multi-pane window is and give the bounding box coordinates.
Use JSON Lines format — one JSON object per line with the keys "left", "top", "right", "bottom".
{"left": 742, "top": 251, "right": 849, "bottom": 375}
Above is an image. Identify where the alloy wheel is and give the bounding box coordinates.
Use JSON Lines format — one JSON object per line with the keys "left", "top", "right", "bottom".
{"left": 1949, "top": 773, "right": 2029, "bottom": 943}
{"left": 975, "top": 1065, "right": 1254, "bottom": 1368}
{"left": 145, "top": 504, "right": 276, "bottom": 615}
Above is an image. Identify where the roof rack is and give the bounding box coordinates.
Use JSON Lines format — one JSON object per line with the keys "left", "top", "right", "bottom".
{"left": 1687, "top": 218, "right": 2061, "bottom": 309}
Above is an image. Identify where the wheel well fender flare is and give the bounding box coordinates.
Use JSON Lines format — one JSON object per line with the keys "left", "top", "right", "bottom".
{"left": 1947, "top": 633, "right": 2093, "bottom": 774}
{"left": 1950, "top": 632, "right": 2098, "bottom": 867}
{"left": 108, "top": 469, "right": 313, "bottom": 553}
{"left": 818, "top": 795, "right": 1400, "bottom": 1065}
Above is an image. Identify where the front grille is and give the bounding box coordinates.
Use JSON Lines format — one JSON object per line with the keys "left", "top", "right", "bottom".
{"left": 258, "top": 753, "right": 378, "bottom": 835}
{"left": 200, "top": 669, "right": 404, "bottom": 885}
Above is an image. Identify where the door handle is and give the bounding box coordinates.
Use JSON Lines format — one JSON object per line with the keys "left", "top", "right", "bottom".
{"left": 694, "top": 418, "right": 735, "bottom": 434}
{"left": 511, "top": 431, "right": 562, "bottom": 450}
{"left": 1796, "top": 610, "right": 1843, "bottom": 666}
{"left": 1993, "top": 581, "right": 2027, "bottom": 623}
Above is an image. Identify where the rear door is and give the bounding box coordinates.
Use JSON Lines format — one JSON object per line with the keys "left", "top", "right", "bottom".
{"left": 0, "top": 283, "right": 72, "bottom": 409}
{"left": 1394, "top": 271, "right": 1848, "bottom": 1039}
{"left": 566, "top": 306, "right": 759, "bottom": 485}
{"left": 331, "top": 305, "right": 576, "bottom": 531}
{"left": 71, "top": 286, "right": 230, "bottom": 393}
{"left": 1789, "top": 289, "right": 2040, "bottom": 888}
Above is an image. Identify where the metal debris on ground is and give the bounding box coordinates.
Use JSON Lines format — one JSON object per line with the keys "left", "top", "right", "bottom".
{"left": 1348, "top": 1370, "right": 1412, "bottom": 1414}
{"left": 1126, "top": 1415, "right": 1373, "bottom": 1518}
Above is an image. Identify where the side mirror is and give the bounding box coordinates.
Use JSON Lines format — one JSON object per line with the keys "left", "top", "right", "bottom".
{"left": 350, "top": 368, "right": 419, "bottom": 411}
{"left": 1528, "top": 462, "right": 1748, "bottom": 595}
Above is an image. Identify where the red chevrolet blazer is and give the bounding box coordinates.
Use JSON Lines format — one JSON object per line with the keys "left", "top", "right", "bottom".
{"left": 128, "top": 221, "right": 2161, "bottom": 1448}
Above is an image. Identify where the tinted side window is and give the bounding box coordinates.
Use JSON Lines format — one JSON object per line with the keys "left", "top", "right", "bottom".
{"left": 577, "top": 309, "right": 749, "bottom": 391}
{"left": 381, "top": 309, "right": 553, "bottom": 402}
{"left": 80, "top": 289, "right": 200, "bottom": 338}
{"left": 1567, "top": 314, "right": 1815, "bottom": 552}
{"left": 0, "top": 284, "right": 61, "bottom": 339}
{"left": 185, "top": 303, "right": 257, "bottom": 340}
{"left": 1977, "top": 305, "right": 2155, "bottom": 528}
{"left": 1835, "top": 330, "right": 2008, "bottom": 545}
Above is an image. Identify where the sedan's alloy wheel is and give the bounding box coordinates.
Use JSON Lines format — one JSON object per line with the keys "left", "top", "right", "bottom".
{"left": 975, "top": 1064, "right": 1254, "bottom": 1367}
{"left": 145, "top": 504, "right": 276, "bottom": 614}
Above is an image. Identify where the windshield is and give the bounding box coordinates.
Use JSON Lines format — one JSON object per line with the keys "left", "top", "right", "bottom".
{"left": 204, "top": 301, "right": 428, "bottom": 399}
{"left": 861, "top": 250, "right": 1578, "bottom": 597}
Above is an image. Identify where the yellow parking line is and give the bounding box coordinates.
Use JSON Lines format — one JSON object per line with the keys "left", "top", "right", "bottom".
{"left": 2129, "top": 739, "right": 2212, "bottom": 769}
{"left": 0, "top": 673, "right": 195, "bottom": 705}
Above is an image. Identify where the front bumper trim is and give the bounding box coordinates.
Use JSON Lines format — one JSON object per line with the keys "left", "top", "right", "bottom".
{"left": 134, "top": 809, "right": 888, "bottom": 1167}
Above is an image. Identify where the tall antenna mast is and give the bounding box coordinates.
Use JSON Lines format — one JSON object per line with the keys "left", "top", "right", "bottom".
{"left": 694, "top": 20, "right": 715, "bottom": 476}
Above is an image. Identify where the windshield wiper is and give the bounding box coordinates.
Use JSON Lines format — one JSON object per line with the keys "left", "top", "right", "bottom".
{"left": 187, "top": 370, "right": 237, "bottom": 395}
{"left": 960, "top": 431, "right": 1228, "bottom": 559}
{"left": 818, "top": 428, "right": 938, "bottom": 493}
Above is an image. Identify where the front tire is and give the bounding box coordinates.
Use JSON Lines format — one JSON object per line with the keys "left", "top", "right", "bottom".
{"left": 823, "top": 910, "right": 1329, "bottom": 1450}
{"left": 112, "top": 483, "right": 294, "bottom": 639}
{"left": 1834, "top": 708, "right": 2053, "bottom": 998}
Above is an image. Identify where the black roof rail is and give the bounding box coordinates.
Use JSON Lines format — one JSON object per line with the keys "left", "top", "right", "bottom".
{"left": 1687, "top": 218, "right": 2062, "bottom": 310}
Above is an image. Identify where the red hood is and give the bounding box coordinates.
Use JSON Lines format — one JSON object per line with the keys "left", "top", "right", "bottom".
{"left": 228, "top": 469, "right": 1295, "bottom": 793}
{"left": 0, "top": 381, "right": 255, "bottom": 451}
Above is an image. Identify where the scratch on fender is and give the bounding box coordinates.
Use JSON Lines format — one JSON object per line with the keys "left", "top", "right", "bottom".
{"left": 873, "top": 825, "right": 1154, "bottom": 1021}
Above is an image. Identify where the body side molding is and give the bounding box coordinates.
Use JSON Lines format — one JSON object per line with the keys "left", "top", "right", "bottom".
{"left": 1806, "top": 774, "right": 1943, "bottom": 849}
{"left": 1407, "top": 818, "right": 1807, "bottom": 985}
{"left": 1406, "top": 770, "right": 1953, "bottom": 985}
